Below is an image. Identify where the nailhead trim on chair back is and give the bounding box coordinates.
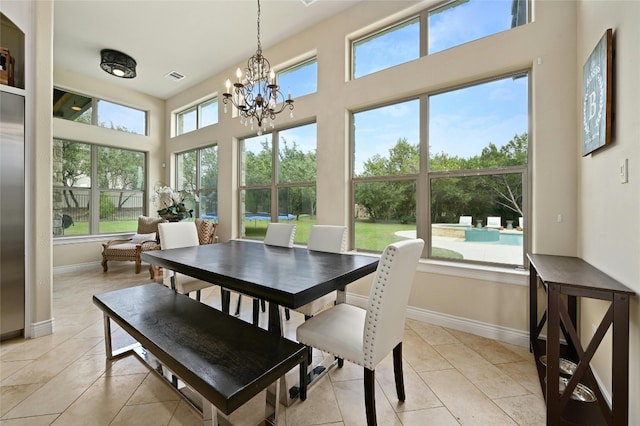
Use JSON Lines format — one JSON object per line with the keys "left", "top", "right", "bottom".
{"left": 362, "top": 239, "right": 424, "bottom": 370}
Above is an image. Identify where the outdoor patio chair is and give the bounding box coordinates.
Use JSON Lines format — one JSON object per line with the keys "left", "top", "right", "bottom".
{"left": 486, "top": 216, "right": 502, "bottom": 229}
{"left": 101, "top": 215, "right": 165, "bottom": 276}
{"left": 296, "top": 238, "right": 424, "bottom": 426}
{"left": 459, "top": 216, "right": 472, "bottom": 226}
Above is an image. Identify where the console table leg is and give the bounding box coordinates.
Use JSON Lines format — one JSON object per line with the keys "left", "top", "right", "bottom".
{"left": 612, "top": 293, "right": 630, "bottom": 426}
{"left": 547, "top": 282, "right": 561, "bottom": 422}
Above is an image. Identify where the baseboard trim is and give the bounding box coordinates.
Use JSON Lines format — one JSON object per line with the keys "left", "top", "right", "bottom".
{"left": 346, "top": 293, "right": 530, "bottom": 348}
{"left": 30, "top": 318, "right": 54, "bottom": 338}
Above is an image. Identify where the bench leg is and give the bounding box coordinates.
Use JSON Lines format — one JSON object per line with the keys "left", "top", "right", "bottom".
{"left": 102, "top": 314, "right": 139, "bottom": 359}
{"left": 265, "top": 378, "right": 281, "bottom": 426}
{"left": 202, "top": 401, "right": 219, "bottom": 426}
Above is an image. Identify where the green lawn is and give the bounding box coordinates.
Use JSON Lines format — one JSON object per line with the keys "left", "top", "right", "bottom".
{"left": 64, "top": 217, "right": 463, "bottom": 259}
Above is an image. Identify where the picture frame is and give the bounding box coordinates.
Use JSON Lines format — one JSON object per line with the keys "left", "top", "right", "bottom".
{"left": 582, "top": 28, "right": 613, "bottom": 156}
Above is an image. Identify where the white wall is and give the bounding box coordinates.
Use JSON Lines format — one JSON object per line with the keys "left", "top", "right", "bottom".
{"left": 576, "top": 1, "right": 640, "bottom": 423}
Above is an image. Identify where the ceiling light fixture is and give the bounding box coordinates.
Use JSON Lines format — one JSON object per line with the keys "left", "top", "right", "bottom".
{"left": 71, "top": 103, "right": 82, "bottom": 111}
{"left": 222, "top": 0, "right": 294, "bottom": 135}
{"left": 100, "top": 49, "right": 137, "bottom": 79}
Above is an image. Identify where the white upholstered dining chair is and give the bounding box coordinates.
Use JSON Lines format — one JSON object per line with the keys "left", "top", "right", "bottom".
{"left": 296, "top": 225, "right": 347, "bottom": 317}
{"left": 296, "top": 238, "right": 424, "bottom": 426}
{"left": 158, "top": 221, "right": 217, "bottom": 302}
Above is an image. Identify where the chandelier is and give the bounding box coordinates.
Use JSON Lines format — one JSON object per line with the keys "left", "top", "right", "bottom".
{"left": 223, "top": 0, "right": 294, "bottom": 135}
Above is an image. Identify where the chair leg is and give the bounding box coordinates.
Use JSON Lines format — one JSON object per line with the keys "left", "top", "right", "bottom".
{"left": 221, "top": 289, "right": 231, "bottom": 314}
{"left": 101, "top": 256, "right": 108, "bottom": 272}
{"left": 364, "top": 368, "right": 377, "bottom": 426}
{"left": 337, "top": 357, "right": 344, "bottom": 368}
{"left": 284, "top": 307, "right": 290, "bottom": 321}
{"left": 261, "top": 299, "right": 266, "bottom": 312}
{"left": 252, "top": 298, "right": 260, "bottom": 326}
{"left": 195, "top": 290, "right": 201, "bottom": 302}
{"left": 234, "top": 294, "right": 242, "bottom": 316}
{"left": 393, "top": 342, "right": 405, "bottom": 401}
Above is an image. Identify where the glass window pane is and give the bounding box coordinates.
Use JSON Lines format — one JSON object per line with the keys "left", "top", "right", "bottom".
{"left": 353, "top": 180, "right": 416, "bottom": 251}
{"left": 241, "top": 188, "right": 271, "bottom": 240}
{"left": 199, "top": 98, "right": 218, "bottom": 128}
{"left": 428, "top": 74, "right": 528, "bottom": 171}
{"left": 278, "top": 186, "right": 316, "bottom": 244}
{"left": 278, "top": 59, "right": 317, "bottom": 99}
{"left": 52, "top": 88, "right": 92, "bottom": 123}
{"left": 430, "top": 173, "right": 523, "bottom": 265}
{"left": 54, "top": 187, "right": 90, "bottom": 236}
{"left": 241, "top": 134, "right": 272, "bottom": 185}
{"left": 97, "top": 147, "right": 145, "bottom": 190}
{"left": 429, "top": 0, "right": 528, "bottom": 55}
{"left": 200, "top": 146, "right": 218, "bottom": 220}
{"left": 353, "top": 99, "right": 420, "bottom": 177}
{"left": 352, "top": 17, "right": 419, "bottom": 79}
{"left": 177, "top": 107, "right": 197, "bottom": 135}
{"left": 98, "top": 190, "right": 143, "bottom": 233}
{"left": 177, "top": 150, "right": 198, "bottom": 193}
{"left": 54, "top": 139, "right": 91, "bottom": 188}
{"left": 278, "top": 123, "right": 317, "bottom": 183}
{"left": 97, "top": 99, "right": 146, "bottom": 135}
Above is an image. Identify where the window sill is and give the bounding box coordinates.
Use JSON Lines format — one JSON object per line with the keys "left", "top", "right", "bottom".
{"left": 418, "top": 258, "right": 528, "bottom": 286}
{"left": 53, "top": 233, "right": 134, "bottom": 246}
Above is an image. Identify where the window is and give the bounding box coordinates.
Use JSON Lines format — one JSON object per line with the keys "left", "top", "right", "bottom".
{"left": 352, "top": 99, "right": 420, "bottom": 251}
{"left": 53, "top": 88, "right": 147, "bottom": 135}
{"left": 351, "top": 1, "right": 529, "bottom": 79}
{"left": 277, "top": 57, "right": 317, "bottom": 99}
{"left": 239, "top": 123, "right": 317, "bottom": 243}
{"left": 53, "top": 139, "right": 146, "bottom": 237}
{"left": 176, "top": 145, "right": 218, "bottom": 220}
{"left": 428, "top": 0, "right": 529, "bottom": 55}
{"left": 176, "top": 97, "right": 218, "bottom": 136}
{"left": 352, "top": 17, "right": 420, "bottom": 79}
{"left": 351, "top": 72, "right": 529, "bottom": 267}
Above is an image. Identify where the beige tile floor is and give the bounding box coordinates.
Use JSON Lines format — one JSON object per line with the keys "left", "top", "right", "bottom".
{"left": 1, "top": 262, "right": 545, "bottom": 425}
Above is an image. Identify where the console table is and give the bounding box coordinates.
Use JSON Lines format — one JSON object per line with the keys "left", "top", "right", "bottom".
{"left": 528, "top": 254, "right": 634, "bottom": 425}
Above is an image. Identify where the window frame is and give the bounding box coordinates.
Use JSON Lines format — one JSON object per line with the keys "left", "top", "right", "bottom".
{"left": 350, "top": 71, "right": 530, "bottom": 268}
{"left": 238, "top": 122, "right": 317, "bottom": 243}
{"left": 53, "top": 87, "right": 148, "bottom": 136}
{"left": 175, "top": 144, "right": 219, "bottom": 220}
{"left": 175, "top": 96, "right": 219, "bottom": 136}
{"left": 53, "top": 138, "right": 147, "bottom": 238}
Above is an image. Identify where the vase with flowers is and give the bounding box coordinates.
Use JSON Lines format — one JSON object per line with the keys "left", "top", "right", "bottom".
{"left": 151, "top": 184, "right": 197, "bottom": 222}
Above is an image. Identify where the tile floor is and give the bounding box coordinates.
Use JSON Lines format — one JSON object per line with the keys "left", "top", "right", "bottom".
{"left": 1, "top": 262, "right": 546, "bottom": 425}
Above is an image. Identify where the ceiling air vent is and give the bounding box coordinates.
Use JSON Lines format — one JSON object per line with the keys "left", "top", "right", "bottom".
{"left": 165, "top": 71, "right": 185, "bottom": 82}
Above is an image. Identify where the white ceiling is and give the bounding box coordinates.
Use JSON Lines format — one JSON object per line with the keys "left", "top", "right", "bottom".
{"left": 54, "top": 0, "right": 363, "bottom": 100}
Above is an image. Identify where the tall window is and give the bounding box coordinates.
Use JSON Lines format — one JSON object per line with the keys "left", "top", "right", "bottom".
{"left": 176, "top": 145, "right": 219, "bottom": 220}
{"left": 53, "top": 139, "right": 146, "bottom": 237}
{"left": 277, "top": 57, "right": 317, "bottom": 99}
{"left": 53, "top": 88, "right": 147, "bottom": 136}
{"left": 176, "top": 97, "right": 218, "bottom": 136}
{"left": 351, "top": 0, "right": 529, "bottom": 79}
{"left": 352, "top": 72, "right": 529, "bottom": 267}
{"left": 239, "top": 123, "right": 317, "bottom": 243}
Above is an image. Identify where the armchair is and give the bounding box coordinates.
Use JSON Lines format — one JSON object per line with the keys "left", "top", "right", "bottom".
{"left": 101, "top": 216, "right": 165, "bottom": 277}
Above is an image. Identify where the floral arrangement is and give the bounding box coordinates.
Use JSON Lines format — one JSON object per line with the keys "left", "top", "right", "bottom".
{"left": 151, "top": 184, "right": 197, "bottom": 221}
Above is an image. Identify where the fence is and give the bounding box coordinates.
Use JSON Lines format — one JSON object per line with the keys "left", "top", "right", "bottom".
{"left": 56, "top": 189, "right": 144, "bottom": 222}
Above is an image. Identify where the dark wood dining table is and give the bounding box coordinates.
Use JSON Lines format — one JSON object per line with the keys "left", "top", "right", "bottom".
{"left": 141, "top": 240, "right": 379, "bottom": 336}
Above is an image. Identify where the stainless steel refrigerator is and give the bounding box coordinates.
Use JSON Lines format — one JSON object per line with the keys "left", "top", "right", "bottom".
{"left": 0, "top": 90, "right": 25, "bottom": 340}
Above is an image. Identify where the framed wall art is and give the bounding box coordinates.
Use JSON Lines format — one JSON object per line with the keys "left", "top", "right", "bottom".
{"left": 582, "top": 28, "right": 613, "bottom": 156}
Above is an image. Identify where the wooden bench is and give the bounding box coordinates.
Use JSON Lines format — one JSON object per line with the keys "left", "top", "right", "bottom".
{"left": 93, "top": 283, "right": 307, "bottom": 426}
